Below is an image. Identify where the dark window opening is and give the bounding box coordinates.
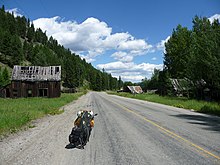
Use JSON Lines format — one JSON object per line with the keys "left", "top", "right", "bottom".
{"left": 55, "top": 82, "right": 58, "bottom": 88}
{"left": 55, "top": 67, "right": 59, "bottom": 74}
{"left": 13, "top": 90, "right": 18, "bottom": 97}
{"left": 39, "top": 89, "right": 48, "bottom": 97}
{"left": 6, "top": 88, "right": 10, "bottom": 97}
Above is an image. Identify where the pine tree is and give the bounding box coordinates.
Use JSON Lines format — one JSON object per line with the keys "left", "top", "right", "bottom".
{"left": 16, "top": 16, "right": 27, "bottom": 38}
{"left": 118, "top": 76, "right": 123, "bottom": 89}
{"left": 0, "top": 66, "right": 3, "bottom": 87}
{"left": 10, "top": 35, "right": 23, "bottom": 66}
{"left": 2, "top": 31, "right": 13, "bottom": 62}
{"left": 2, "top": 67, "right": 10, "bottom": 85}
{"left": 27, "top": 23, "right": 35, "bottom": 42}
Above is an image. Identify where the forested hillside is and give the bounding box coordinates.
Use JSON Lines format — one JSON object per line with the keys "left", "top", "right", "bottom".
{"left": 140, "top": 15, "right": 220, "bottom": 101}
{"left": 0, "top": 6, "right": 120, "bottom": 91}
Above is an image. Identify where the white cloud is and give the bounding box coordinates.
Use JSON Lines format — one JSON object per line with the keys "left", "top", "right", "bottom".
{"left": 97, "top": 62, "right": 163, "bottom": 82}
{"left": 111, "top": 51, "right": 133, "bottom": 63}
{"left": 33, "top": 16, "right": 163, "bottom": 82}
{"left": 97, "top": 61, "right": 130, "bottom": 70}
{"left": 34, "top": 17, "right": 103, "bottom": 51}
{"left": 156, "top": 36, "right": 170, "bottom": 53}
{"left": 102, "top": 33, "right": 130, "bottom": 48}
{"left": 33, "top": 16, "right": 152, "bottom": 63}
{"left": 118, "top": 38, "right": 152, "bottom": 51}
{"left": 209, "top": 14, "right": 220, "bottom": 23}
{"left": 6, "top": 8, "right": 23, "bottom": 17}
{"left": 122, "top": 75, "right": 145, "bottom": 82}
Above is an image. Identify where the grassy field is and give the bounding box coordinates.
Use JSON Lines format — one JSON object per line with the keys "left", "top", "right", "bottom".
{"left": 108, "top": 92, "right": 220, "bottom": 116}
{"left": 0, "top": 92, "right": 86, "bottom": 137}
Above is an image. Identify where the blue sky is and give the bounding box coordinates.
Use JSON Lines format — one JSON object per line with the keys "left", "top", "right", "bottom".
{"left": 2, "top": 0, "right": 220, "bottom": 82}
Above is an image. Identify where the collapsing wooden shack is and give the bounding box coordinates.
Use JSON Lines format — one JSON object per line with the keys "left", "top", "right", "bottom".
{"left": 1, "top": 65, "right": 61, "bottom": 98}
{"left": 124, "top": 86, "right": 143, "bottom": 94}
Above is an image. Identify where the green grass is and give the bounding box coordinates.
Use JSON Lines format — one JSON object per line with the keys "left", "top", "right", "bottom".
{"left": 0, "top": 92, "right": 86, "bottom": 137}
{"left": 108, "top": 91, "right": 220, "bottom": 116}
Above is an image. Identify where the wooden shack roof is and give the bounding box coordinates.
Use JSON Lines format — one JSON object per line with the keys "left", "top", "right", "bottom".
{"left": 127, "top": 86, "right": 143, "bottom": 94}
{"left": 12, "top": 65, "right": 61, "bottom": 81}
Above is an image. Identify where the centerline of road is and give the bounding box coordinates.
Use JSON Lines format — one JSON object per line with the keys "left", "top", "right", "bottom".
{"left": 104, "top": 95, "right": 220, "bottom": 162}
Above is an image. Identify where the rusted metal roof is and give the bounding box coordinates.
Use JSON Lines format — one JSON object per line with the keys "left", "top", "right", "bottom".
{"left": 127, "top": 86, "right": 143, "bottom": 94}
{"left": 12, "top": 65, "right": 61, "bottom": 81}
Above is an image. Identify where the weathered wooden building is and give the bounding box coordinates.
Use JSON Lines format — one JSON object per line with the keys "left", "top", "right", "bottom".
{"left": 124, "top": 86, "right": 143, "bottom": 94}
{"left": 1, "top": 65, "right": 61, "bottom": 98}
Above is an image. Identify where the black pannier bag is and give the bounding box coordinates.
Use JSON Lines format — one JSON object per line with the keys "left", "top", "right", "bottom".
{"left": 69, "top": 126, "right": 82, "bottom": 143}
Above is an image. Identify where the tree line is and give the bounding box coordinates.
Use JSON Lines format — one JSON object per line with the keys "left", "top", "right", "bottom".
{"left": 140, "top": 15, "right": 220, "bottom": 101}
{"left": 0, "top": 5, "right": 122, "bottom": 90}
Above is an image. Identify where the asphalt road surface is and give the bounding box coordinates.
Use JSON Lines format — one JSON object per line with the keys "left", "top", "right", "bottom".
{"left": 1, "top": 92, "right": 220, "bottom": 165}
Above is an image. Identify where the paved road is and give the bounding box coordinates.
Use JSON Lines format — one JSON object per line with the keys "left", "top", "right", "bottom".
{"left": 1, "top": 92, "right": 220, "bottom": 165}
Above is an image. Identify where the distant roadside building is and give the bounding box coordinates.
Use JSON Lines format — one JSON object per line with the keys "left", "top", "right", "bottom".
{"left": 0, "top": 65, "right": 61, "bottom": 98}
{"left": 124, "top": 86, "right": 143, "bottom": 94}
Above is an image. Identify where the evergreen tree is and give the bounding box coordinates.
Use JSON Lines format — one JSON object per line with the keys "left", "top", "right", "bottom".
{"left": 27, "top": 23, "right": 35, "bottom": 42}
{"left": 34, "top": 28, "right": 48, "bottom": 44}
{"left": 0, "top": 67, "right": 3, "bottom": 87}
{"left": 95, "top": 72, "right": 103, "bottom": 91}
{"left": 16, "top": 16, "right": 27, "bottom": 38}
{"left": 2, "top": 31, "right": 13, "bottom": 63}
{"left": 0, "top": 28, "right": 4, "bottom": 56}
{"left": 157, "top": 70, "right": 172, "bottom": 96}
{"left": 0, "top": 67, "right": 10, "bottom": 87}
{"left": 6, "top": 12, "right": 16, "bottom": 35}
{"left": 118, "top": 76, "right": 123, "bottom": 89}
{"left": 123, "top": 81, "right": 133, "bottom": 90}
{"left": 0, "top": 5, "right": 7, "bottom": 31}
{"left": 10, "top": 35, "right": 23, "bottom": 66}
{"left": 2, "top": 67, "right": 10, "bottom": 85}
{"left": 147, "top": 69, "right": 160, "bottom": 90}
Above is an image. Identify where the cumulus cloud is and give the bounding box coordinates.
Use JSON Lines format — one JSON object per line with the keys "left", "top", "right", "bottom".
{"left": 118, "top": 38, "right": 152, "bottom": 51}
{"left": 111, "top": 51, "right": 134, "bottom": 63}
{"left": 34, "top": 17, "right": 109, "bottom": 52}
{"left": 33, "top": 16, "right": 163, "bottom": 82}
{"left": 97, "top": 62, "right": 163, "bottom": 82}
{"left": 209, "top": 14, "right": 220, "bottom": 23}
{"left": 33, "top": 16, "right": 152, "bottom": 62}
{"left": 5, "top": 7, "right": 166, "bottom": 82}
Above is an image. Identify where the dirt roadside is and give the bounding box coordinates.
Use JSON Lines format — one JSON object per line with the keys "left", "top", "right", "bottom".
{"left": 0, "top": 92, "right": 92, "bottom": 165}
